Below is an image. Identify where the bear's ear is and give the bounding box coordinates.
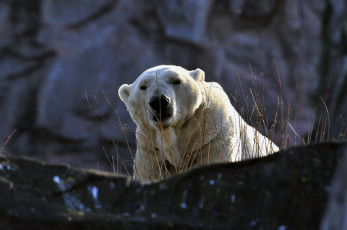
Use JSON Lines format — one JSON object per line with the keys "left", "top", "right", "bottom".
{"left": 118, "top": 84, "right": 131, "bottom": 104}
{"left": 189, "top": 68, "right": 205, "bottom": 83}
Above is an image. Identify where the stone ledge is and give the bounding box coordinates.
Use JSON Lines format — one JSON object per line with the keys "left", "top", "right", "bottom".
{"left": 0, "top": 142, "right": 346, "bottom": 230}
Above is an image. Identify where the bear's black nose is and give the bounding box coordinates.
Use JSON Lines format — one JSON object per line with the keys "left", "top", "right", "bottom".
{"left": 149, "top": 94, "right": 170, "bottom": 114}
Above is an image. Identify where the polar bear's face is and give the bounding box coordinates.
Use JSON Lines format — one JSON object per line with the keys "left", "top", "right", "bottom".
{"left": 118, "top": 65, "right": 205, "bottom": 129}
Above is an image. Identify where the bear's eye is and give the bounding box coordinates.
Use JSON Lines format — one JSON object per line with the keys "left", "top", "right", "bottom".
{"left": 140, "top": 85, "right": 147, "bottom": 90}
{"left": 172, "top": 79, "right": 181, "bottom": 85}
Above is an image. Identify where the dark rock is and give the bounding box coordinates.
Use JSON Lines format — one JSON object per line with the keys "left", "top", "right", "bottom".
{"left": 42, "top": 0, "right": 118, "bottom": 28}
{"left": 0, "top": 143, "right": 346, "bottom": 229}
{"left": 0, "top": 0, "right": 346, "bottom": 172}
{"left": 320, "top": 148, "right": 347, "bottom": 230}
{"left": 229, "top": 0, "right": 279, "bottom": 21}
{"left": 155, "top": 0, "right": 212, "bottom": 44}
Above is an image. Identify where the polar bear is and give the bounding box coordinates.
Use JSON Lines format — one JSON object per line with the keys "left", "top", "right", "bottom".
{"left": 118, "top": 65, "right": 279, "bottom": 181}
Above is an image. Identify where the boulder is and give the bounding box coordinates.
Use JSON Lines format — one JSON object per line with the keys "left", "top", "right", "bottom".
{"left": 0, "top": 0, "right": 346, "bottom": 171}
{"left": 0, "top": 142, "right": 346, "bottom": 229}
{"left": 320, "top": 146, "right": 347, "bottom": 230}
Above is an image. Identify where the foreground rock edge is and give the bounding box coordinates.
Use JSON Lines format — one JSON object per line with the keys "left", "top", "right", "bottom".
{"left": 0, "top": 142, "right": 346, "bottom": 230}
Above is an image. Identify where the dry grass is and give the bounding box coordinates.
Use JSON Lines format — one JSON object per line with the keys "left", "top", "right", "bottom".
{"left": 0, "top": 129, "right": 17, "bottom": 155}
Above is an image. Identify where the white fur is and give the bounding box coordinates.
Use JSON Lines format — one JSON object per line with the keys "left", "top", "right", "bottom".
{"left": 119, "top": 65, "right": 279, "bottom": 181}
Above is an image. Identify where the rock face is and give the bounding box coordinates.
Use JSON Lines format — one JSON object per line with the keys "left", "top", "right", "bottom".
{"left": 320, "top": 147, "right": 347, "bottom": 230}
{"left": 0, "top": 0, "right": 346, "bottom": 171}
{"left": 0, "top": 142, "right": 346, "bottom": 230}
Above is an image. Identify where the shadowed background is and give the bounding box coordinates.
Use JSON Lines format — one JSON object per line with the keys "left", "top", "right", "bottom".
{"left": 0, "top": 0, "right": 346, "bottom": 174}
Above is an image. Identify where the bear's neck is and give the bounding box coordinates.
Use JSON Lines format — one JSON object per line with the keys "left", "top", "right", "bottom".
{"left": 180, "top": 100, "right": 207, "bottom": 130}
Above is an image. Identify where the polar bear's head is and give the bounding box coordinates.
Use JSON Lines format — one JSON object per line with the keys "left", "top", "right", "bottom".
{"left": 118, "top": 65, "right": 205, "bottom": 129}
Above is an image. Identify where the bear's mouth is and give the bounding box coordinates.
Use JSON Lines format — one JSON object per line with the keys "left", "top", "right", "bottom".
{"left": 151, "top": 108, "right": 173, "bottom": 123}
{"left": 149, "top": 110, "right": 173, "bottom": 129}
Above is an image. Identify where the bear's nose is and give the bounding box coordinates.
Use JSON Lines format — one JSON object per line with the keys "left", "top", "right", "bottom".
{"left": 149, "top": 94, "right": 170, "bottom": 114}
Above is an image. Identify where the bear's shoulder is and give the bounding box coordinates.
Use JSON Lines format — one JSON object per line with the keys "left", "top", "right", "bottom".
{"left": 203, "top": 81, "right": 227, "bottom": 98}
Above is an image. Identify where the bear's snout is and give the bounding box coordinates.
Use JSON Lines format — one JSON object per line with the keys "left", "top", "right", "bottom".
{"left": 149, "top": 94, "right": 173, "bottom": 122}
